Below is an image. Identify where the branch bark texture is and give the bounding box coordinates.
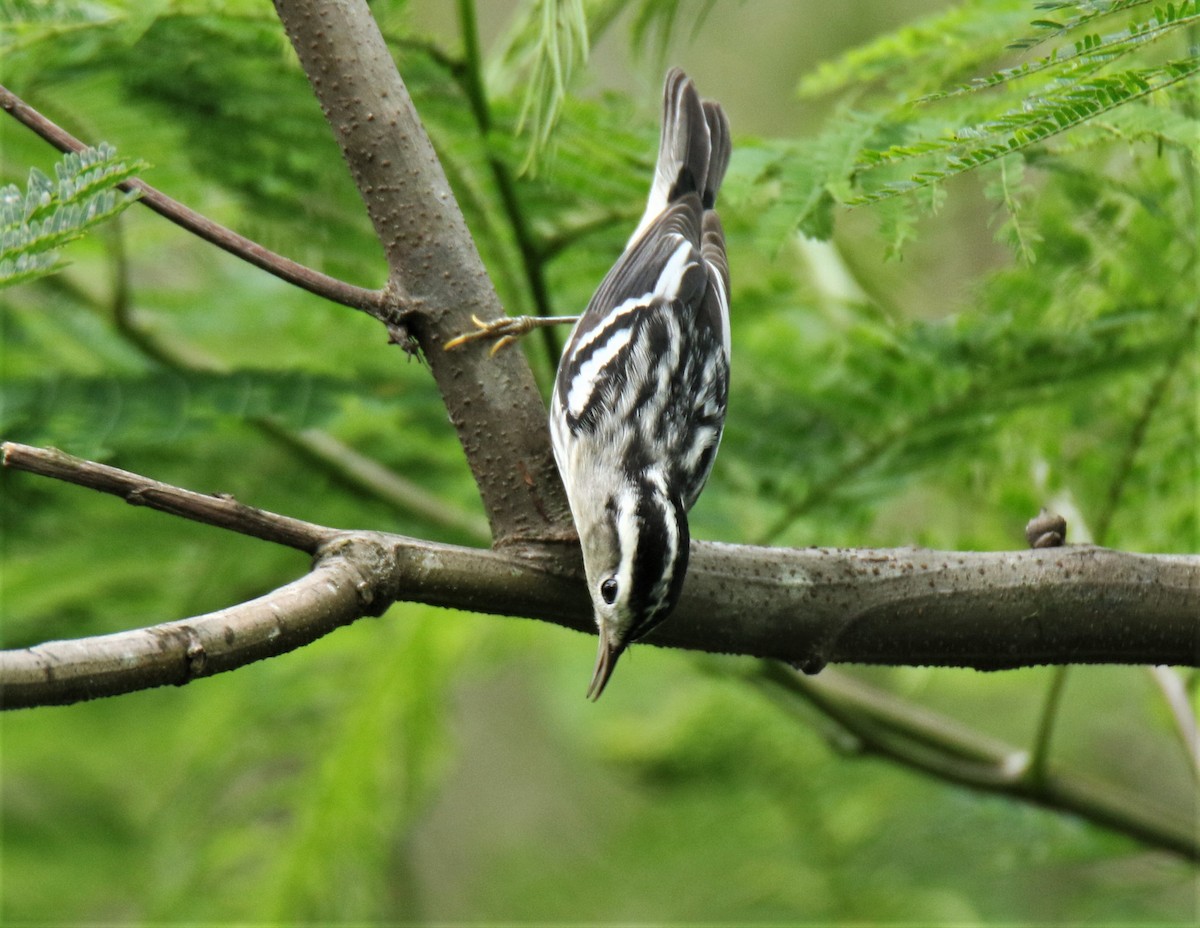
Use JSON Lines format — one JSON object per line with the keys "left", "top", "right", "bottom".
{"left": 272, "top": 0, "right": 573, "bottom": 545}
{"left": 3, "top": 533, "right": 1195, "bottom": 710}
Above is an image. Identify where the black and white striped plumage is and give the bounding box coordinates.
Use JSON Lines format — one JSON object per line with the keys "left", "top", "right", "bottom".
{"left": 550, "top": 69, "right": 731, "bottom": 699}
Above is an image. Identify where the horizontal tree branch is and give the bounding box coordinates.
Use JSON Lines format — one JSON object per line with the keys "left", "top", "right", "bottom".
{"left": 0, "top": 83, "right": 388, "bottom": 319}
{"left": 3, "top": 442, "right": 1197, "bottom": 712}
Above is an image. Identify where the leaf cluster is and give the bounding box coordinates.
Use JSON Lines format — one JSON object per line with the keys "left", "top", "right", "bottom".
{"left": 0, "top": 144, "right": 141, "bottom": 287}
{"left": 746, "top": 0, "right": 1199, "bottom": 244}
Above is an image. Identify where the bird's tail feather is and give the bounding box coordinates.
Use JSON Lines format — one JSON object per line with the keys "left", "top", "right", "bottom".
{"left": 627, "top": 69, "right": 729, "bottom": 248}
{"left": 701, "top": 100, "right": 730, "bottom": 210}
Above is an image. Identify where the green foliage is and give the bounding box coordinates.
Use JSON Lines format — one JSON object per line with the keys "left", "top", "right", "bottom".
{"left": 0, "top": 368, "right": 366, "bottom": 455}
{"left": 622, "top": 0, "right": 719, "bottom": 62}
{"left": 797, "top": 0, "right": 1034, "bottom": 98}
{"left": 0, "top": 145, "right": 141, "bottom": 287}
{"left": 2, "top": 1, "right": 1197, "bottom": 924}
{"left": 776, "top": 0, "right": 1200, "bottom": 234}
{"left": 851, "top": 57, "right": 1200, "bottom": 205}
{"left": 487, "top": 0, "right": 590, "bottom": 167}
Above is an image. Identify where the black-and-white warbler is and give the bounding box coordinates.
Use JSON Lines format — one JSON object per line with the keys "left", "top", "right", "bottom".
{"left": 444, "top": 69, "right": 730, "bottom": 699}
{"left": 550, "top": 69, "right": 731, "bottom": 699}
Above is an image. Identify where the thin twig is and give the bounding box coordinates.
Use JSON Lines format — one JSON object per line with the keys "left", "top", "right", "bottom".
{"left": 764, "top": 665, "right": 1030, "bottom": 769}
{"left": 756, "top": 411, "right": 925, "bottom": 544}
{"left": 757, "top": 664, "right": 1028, "bottom": 786}
{"left": 82, "top": 228, "right": 491, "bottom": 542}
{"left": 538, "top": 207, "right": 642, "bottom": 261}
{"left": 1147, "top": 666, "right": 1200, "bottom": 779}
{"left": 1027, "top": 666, "right": 1071, "bottom": 788}
{"left": 0, "top": 83, "right": 389, "bottom": 319}
{"left": 1093, "top": 309, "right": 1198, "bottom": 545}
{"left": 755, "top": 663, "right": 1198, "bottom": 861}
{"left": 257, "top": 423, "right": 491, "bottom": 543}
{"left": 1, "top": 442, "right": 335, "bottom": 553}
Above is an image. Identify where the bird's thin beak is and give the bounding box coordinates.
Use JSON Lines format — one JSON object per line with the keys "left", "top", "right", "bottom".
{"left": 586, "top": 629, "right": 625, "bottom": 701}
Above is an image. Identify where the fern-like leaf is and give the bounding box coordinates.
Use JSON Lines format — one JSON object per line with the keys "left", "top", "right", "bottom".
{"left": 489, "top": 0, "right": 589, "bottom": 170}
{"left": 797, "top": 0, "right": 1032, "bottom": 98}
{"left": 0, "top": 144, "right": 142, "bottom": 288}
{"left": 850, "top": 58, "right": 1200, "bottom": 204}
{"left": 1009, "top": 0, "right": 1159, "bottom": 50}
{"left": 626, "top": 0, "right": 718, "bottom": 62}
{"left": 921, "top": 0, "right": 1198, "bottom": 102}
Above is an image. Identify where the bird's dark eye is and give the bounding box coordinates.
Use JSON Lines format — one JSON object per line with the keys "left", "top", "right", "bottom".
{"left": 600, "top": 578, "right": 619, "bottom": 604}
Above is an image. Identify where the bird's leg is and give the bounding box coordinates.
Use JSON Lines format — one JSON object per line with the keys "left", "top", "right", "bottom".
{"left": 443, "top": 314, "right": 581, "bottom": 355}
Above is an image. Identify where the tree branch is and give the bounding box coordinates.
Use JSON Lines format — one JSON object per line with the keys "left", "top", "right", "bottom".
{"left": 1, "top": 442, "right": 334, "bottom": 553}
{"left": 753, "top": 665, "right": 1199, "bottom": 861}
{"left": 271, "top": 0, "right": 573, "bottom": 545}
{"left": 0, "top": 83, "right": 387, "bottom": 319}
{"left": 88, "top": 241, "right": 490, "bottom": 544}
{"left": 256, "top": 424, "right": 491, "bottom": 544}
{"left": 0, "top": 538, "right": 390, "bottom": 709}
{"left": 3, "top": 443, "right": 1197, "bottom": 713}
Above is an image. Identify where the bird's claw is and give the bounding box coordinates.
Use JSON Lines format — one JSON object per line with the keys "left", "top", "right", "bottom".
{"left": 443, "top": 315, "right": 532, "bottom": 354}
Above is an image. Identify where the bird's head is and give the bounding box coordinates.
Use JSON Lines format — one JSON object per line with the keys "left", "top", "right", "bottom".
{"left": 575, "top": 468, "right": 690, "bottom": 700}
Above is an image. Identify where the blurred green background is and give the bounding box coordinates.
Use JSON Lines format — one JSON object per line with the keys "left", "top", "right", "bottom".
{"left": 2, "top": 0, "right": 1197, "bottom": 923}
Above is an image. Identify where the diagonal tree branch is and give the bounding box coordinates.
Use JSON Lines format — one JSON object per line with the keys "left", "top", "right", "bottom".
{"left": 2, "top": 443, "right": 333, "bottom": 552}
{"left": 0, "top": 83, "right": 387, "bottom": 319}
{"left": 0, "top": 539, "right": 390, "bottom": 709}
{"left": 6, "top": 2, "right": 574, "bottom": 545}
{"left": 271, "top": 0, "right": 574, "bottom": 546}
{"left": 753, "top": 664, "right": 1199, "bottom": 861}
{"left": 3, "top": 442, "right": 1197, "bottom": 713}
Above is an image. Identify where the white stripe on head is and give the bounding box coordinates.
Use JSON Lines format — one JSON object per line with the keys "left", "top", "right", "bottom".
{"left": 613, "top": 484, "right": 640, "bottom": 620}
{"left": 644, "top": 468, "right": 678, "bottom": 617}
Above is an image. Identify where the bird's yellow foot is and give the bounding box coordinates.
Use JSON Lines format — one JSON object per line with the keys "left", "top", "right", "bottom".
{"left": 444, "top": 314, "right": 579, "bottom": 355}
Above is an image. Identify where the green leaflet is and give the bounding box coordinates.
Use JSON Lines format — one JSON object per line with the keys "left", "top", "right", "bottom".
{"left": 849, "top": 58, "right": 1200, "bottom": 205}
{"left": 920, "top": 1, "right": 1200, "bottom": 102}
{"left": 0, "top": 145, "right": 142, "bottom": 288}
{"left": 797, "top": 0, "right": 1032, "bottom": 98}
{"left": 791, "top": 0, "right": 1199, "bottom": 225}
{"left": 1009, "top": 0, "right": 1162, "bottom": 50}
{"left": 487, "top": 0, "right": 590, "bottom": 169}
